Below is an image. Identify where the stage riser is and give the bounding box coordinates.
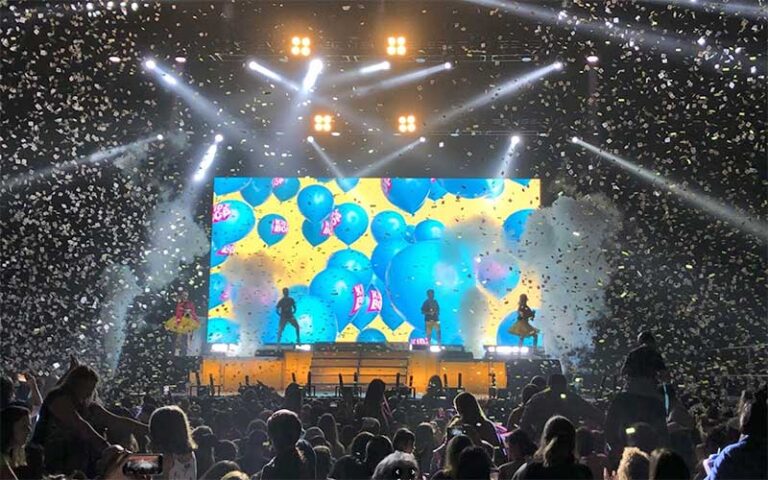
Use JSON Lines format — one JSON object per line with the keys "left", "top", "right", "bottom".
{"left": 196, "top": 351, "right": 509, "bottom": 395}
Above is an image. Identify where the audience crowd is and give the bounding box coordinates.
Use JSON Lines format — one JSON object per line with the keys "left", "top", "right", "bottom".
{"left": 0, "top": 333, "right": 765, "bottom": 480}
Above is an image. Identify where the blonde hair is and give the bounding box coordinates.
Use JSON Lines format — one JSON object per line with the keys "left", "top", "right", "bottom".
{"left": 149, "top": 406, "right": 197, "bottom": 455}
{"left": 617, "top": 447, "right": 650, "bottom": 480}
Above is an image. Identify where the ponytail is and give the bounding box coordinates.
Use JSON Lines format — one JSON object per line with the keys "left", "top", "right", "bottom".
{"left": 542, "top": 434, "right": 574, "bottom": 467}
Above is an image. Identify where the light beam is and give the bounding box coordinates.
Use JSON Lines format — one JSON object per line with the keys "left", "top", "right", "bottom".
{"left": 353, "top": 62, "right": 453, "bottom": 97}
{"left": 571, "top": 137, "right": 768, "bottom": 242}
{"left": 355, "top": 137, "right": 426, "bottom": 177}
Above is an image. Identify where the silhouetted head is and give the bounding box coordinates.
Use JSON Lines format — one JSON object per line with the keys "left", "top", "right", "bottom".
{"left": 548, "top": 374, "right": 568, "bottom": 394}
{"left": 638, "top": 331, "right": 656, "bottom": 346}
{"left": 519, "top": 294, "right": 528, "bottom": 306}
{"left": 649, "top": 448, "right": 690, "bottom": 480}
{"left": 282, "top": 287, "right": 290, "bottom": 297}
{"left": 149, "top": 406, "right": 197, "bottom": 455}
{"left": 61, "top": 365, "right": 99, "bottom": 404}
{"left": 267, "top": 409, "right": 302, "bottom": 453}
{"left": 454, "top": 392, "right": 485, "bottom": 423}
{"left": 427, "top": 289, "right": 434, "bottom": 299}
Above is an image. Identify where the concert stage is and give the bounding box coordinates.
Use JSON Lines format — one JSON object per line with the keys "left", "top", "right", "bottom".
{"left": 193, "top": 343, "right": 560, "bottom": 397}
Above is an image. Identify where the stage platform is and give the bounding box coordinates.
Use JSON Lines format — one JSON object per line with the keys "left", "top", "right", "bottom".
{"left": 193, "top": 343, "right": 560, "bottom": 396}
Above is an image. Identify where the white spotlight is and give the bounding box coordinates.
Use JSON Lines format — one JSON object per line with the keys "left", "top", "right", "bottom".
{"left": 247, "top": 60, "right": 282, "bottom": 82}
{"left": 419, "top": 136, "right": 427, "bottom": 143}
{"left": 193, "top": 143, "right": 219, "bottom": 182}
{"left": 143, "top": 59, "right": 156, "bottom": 70}
{"left": 156, "top": 134, "right": 164, "bottom": 141}
{"left": 697, "top": 36, "right": 706, "bottom": 46}
{"left": 360, "top": 61, "right": 391, "bottom": 74}
{"left": 108, "top": 56, "right": 121, "bottom": 63}
{"left": 510, "top": 135, "right": 521, "bottom": 146}
{"left": 444, "top": 61, "right": 453, "bottom": 70}
{"left": 554, "top": 61, "right": 564, "bottom": 70}
{"left": 214, "top": 134, "right": 224, "bottom": 143}
{"left": 175, "top": 56, "right": 187, "bottom": 64}
{"left": 586, "top": 55, "right": 599, "bottom": 64}
{"left": 162, "top": 74, "right": 177, "bottom": 86}
{"left": 302, "top": 58, "right": 324, "bottom": 91}
{"left": 429, "top": 345, "right": 441, "bottom": 353}
{"left": 571, "top": 136, "right": 580, "bottom": 143}
{"left": 306, "top": 135, "right": 315, "bottom": 143}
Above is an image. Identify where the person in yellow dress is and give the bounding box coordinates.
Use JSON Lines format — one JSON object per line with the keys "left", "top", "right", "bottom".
{"left": 164, "top": 290, "right": 201, "bottom": 355}
{"left": 508, "top": 294, "right": 539, "bottom": 348}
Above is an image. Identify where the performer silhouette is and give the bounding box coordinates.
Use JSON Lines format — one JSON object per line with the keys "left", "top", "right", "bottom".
{"left": 421, "top": 289, "right": 441, "bottom": 345}
{"left": 276, "top": 287, "right": 300, "bottom": 344}
{"left": 508, "top": 293, "right": 539, "bottom": 347}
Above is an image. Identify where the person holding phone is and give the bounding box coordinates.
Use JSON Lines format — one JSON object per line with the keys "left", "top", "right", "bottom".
{"left": 148, "top": 406, "right": 197, "bottom": 480}
{"left": 421, "top": 290, "right": 441, "bottom": 345}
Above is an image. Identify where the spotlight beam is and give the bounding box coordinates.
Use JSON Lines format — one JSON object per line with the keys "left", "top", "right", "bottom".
{"left": 354, "top": 137, "right": 425, "bottom": 177}
{"left": 498, "top": 135, "right": 521, "bottom": 178}
{"left": 429, "top": 62, "right": 561, "bottom": 129}
{"left": 193, "top": 141, "right": 219, "bottom": 182}
{"left": 466, "top": 0, "right": 718, "bottom": 59}
{"left": 353, "top": 63, "right": 452, "bottom": 98}
{"left": 638, "top": 0, "right": 768, "bottom": 20}
{"left": 571, "top": 137, "right": 768, "bottom": 243}
{"left": 307, "top": 138, "right": 346, "bottom": 178}
{"left": 146, "top": 61, "right": 261, "bottom": 144}
{"left": 247, "top": 59, "right": 301, "bottom": 91}
{"left": 2, "top": 136, "right": 159, "bottom": 192}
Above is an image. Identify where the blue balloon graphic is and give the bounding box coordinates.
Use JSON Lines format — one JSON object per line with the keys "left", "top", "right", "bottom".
{"left": 208, "top": 272, "right": 228, "bottom": 310}
{"left": 371, "top": 239, "right": 409, "bottom": 281}
{"left": 211, "top": 200, "right": 256, "bottom": 249}
{"left": 477, "top": 257, "right": 521, "bottom": 298}
{"left": 371, "top": 211, "right": 407, "bottom": 242}
{"left": 512, "top": 179, "right": 531, "bottom": 187}
{"left": 380, "top": 291, "right": 406, "bottom": 330}
{"left": 386, "top": 240, "right": 476, "bottom": 345}
{"left": 438, "top": 179, "right": 496, "bottom": 198}
{"left": 206, "top": 317, "right": 240, "bottom": 344}
{"left": 302, "top": 220, "right": 330, "bottom": 247}
{"left": 261, "top": 286, "right": 338, "bottom": 344}
{"left": 310, "top": 268, "right": 361, "bottom": 331}
{"left": 257, "top": 213, "right": 288, "bottom": 247}
{"left": 241, "top": 178, "right": 272, "bottom": 207}
{"left": 336, "top": 178, "right": 359, "bottom": 192}
{"left": 335, "top": 203, "right": 369, "bottom": 245}
{"left": 383, "top": 178, "right": 430, "bottom": 215}
{"left": 328, "top": 249, "right": 373, "bottom": 286}
{"left": 404, "top": 225, "right": 416, "bottom": 243}
{"left": 496, "top": 311, "right": 538, "bottom": 347}
{"left": 357, "top": 329, "right": 386, "bottom": 343}
{"left": 414, "top": 219, "right": 445, "bottom": 241}
{"left": 487, "top": 179, "right": 505, "bottom": 198}
{"left": 298, "top": 185, "right": 334, "bottom": 222}
{"left": 428, "top": 180, "right": 447, "bottom": 201}
{"left": 408, "top": 329, "right": 427, "bottom": 342}
{"left": 351, "top": 285, "right": 382, "bottom": 330}
{"left": 210, "top": 246, "right": 230, "bottom": 268}
{"left": 214, "top": 178, "right": 251, "bottom": 196}
{"left": 503, "top": 209, "right": 535, "bottom": 244}
{"left": 273, "top": 178, "right": 300, "bottom": 202}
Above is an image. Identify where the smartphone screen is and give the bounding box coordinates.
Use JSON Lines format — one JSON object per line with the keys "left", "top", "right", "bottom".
{"left": 16, "top": 373, "right": 26, "bottom": 383}
{"left": 123, "top": 454, "right": 163, "bottom": 476}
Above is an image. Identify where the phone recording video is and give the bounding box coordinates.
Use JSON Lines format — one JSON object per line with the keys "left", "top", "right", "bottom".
{"left": 122, "top": 454, "right": 163, "bottom": 476}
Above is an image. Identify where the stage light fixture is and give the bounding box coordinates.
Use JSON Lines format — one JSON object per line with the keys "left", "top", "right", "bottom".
{"left": 429, "top": 345, "right": 441, "bottom": 353}
{"left": 214, "top": 134, "right": 224, "bottom": 143}
{"left": 419, "top": 136, "right": 427, "bottom": 143}
{"left": 586, "top": 55, "right": 599, "bottom": 64}
{"left": 387, "top": 36, "right": 407, "bottom": 56}
{"left": 144, "top": 59, "right": 157, "bottom": 70}
{"left": 313, "top": 114, "right": 333, "bottom": 133}
{"left": 554, "top": 61, "right": 564, "bottom": 70}
{"left": 398, "top": 115, "right": 417, "bottom": 133}
{"left": 444, "top": 62, "right": 453, "bottom": 69}
{"left": 306, "top": 135, "right": 315, "bottom": 143}
{"left": 156, "top": 134, "right": 164, "bottom": 141}
{"left": 291, "top": 36, "right": 312, "bottom": 57}
{"left": 510, "top": 135, "right": 521, "bottom": 146}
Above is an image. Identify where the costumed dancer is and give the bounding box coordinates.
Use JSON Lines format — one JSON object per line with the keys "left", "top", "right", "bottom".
{"left": 276, "top": 287, "right": 300, "bottom": 345}
{"left": 164, "top": 289, "right": 201, "bottom": 356}
{"left": 508, "top": 293, "right": 539, "bottom": 348}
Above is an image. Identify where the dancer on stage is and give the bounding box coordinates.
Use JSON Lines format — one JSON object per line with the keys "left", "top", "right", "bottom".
{"left": 508, "top": 293, "right": 539, "bottom": 348}
{"left": 276, "top": 287, "right": 300, "bottom": 344}
{"left": 421, "top": 289, "right": 441, "bottom": 345}
{"left": 164, "top": 289, "right": 201, "bottom": 356}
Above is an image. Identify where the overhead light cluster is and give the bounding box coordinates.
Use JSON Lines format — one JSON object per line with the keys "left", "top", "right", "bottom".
{"left": 387, "top": 36, "right": 407, "bottom": 56}
{"left": 291, "top": 36, "right": 312, "bottom": 57}
{"left": 397, "top": 114, "right": 417, "bottom": 133}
